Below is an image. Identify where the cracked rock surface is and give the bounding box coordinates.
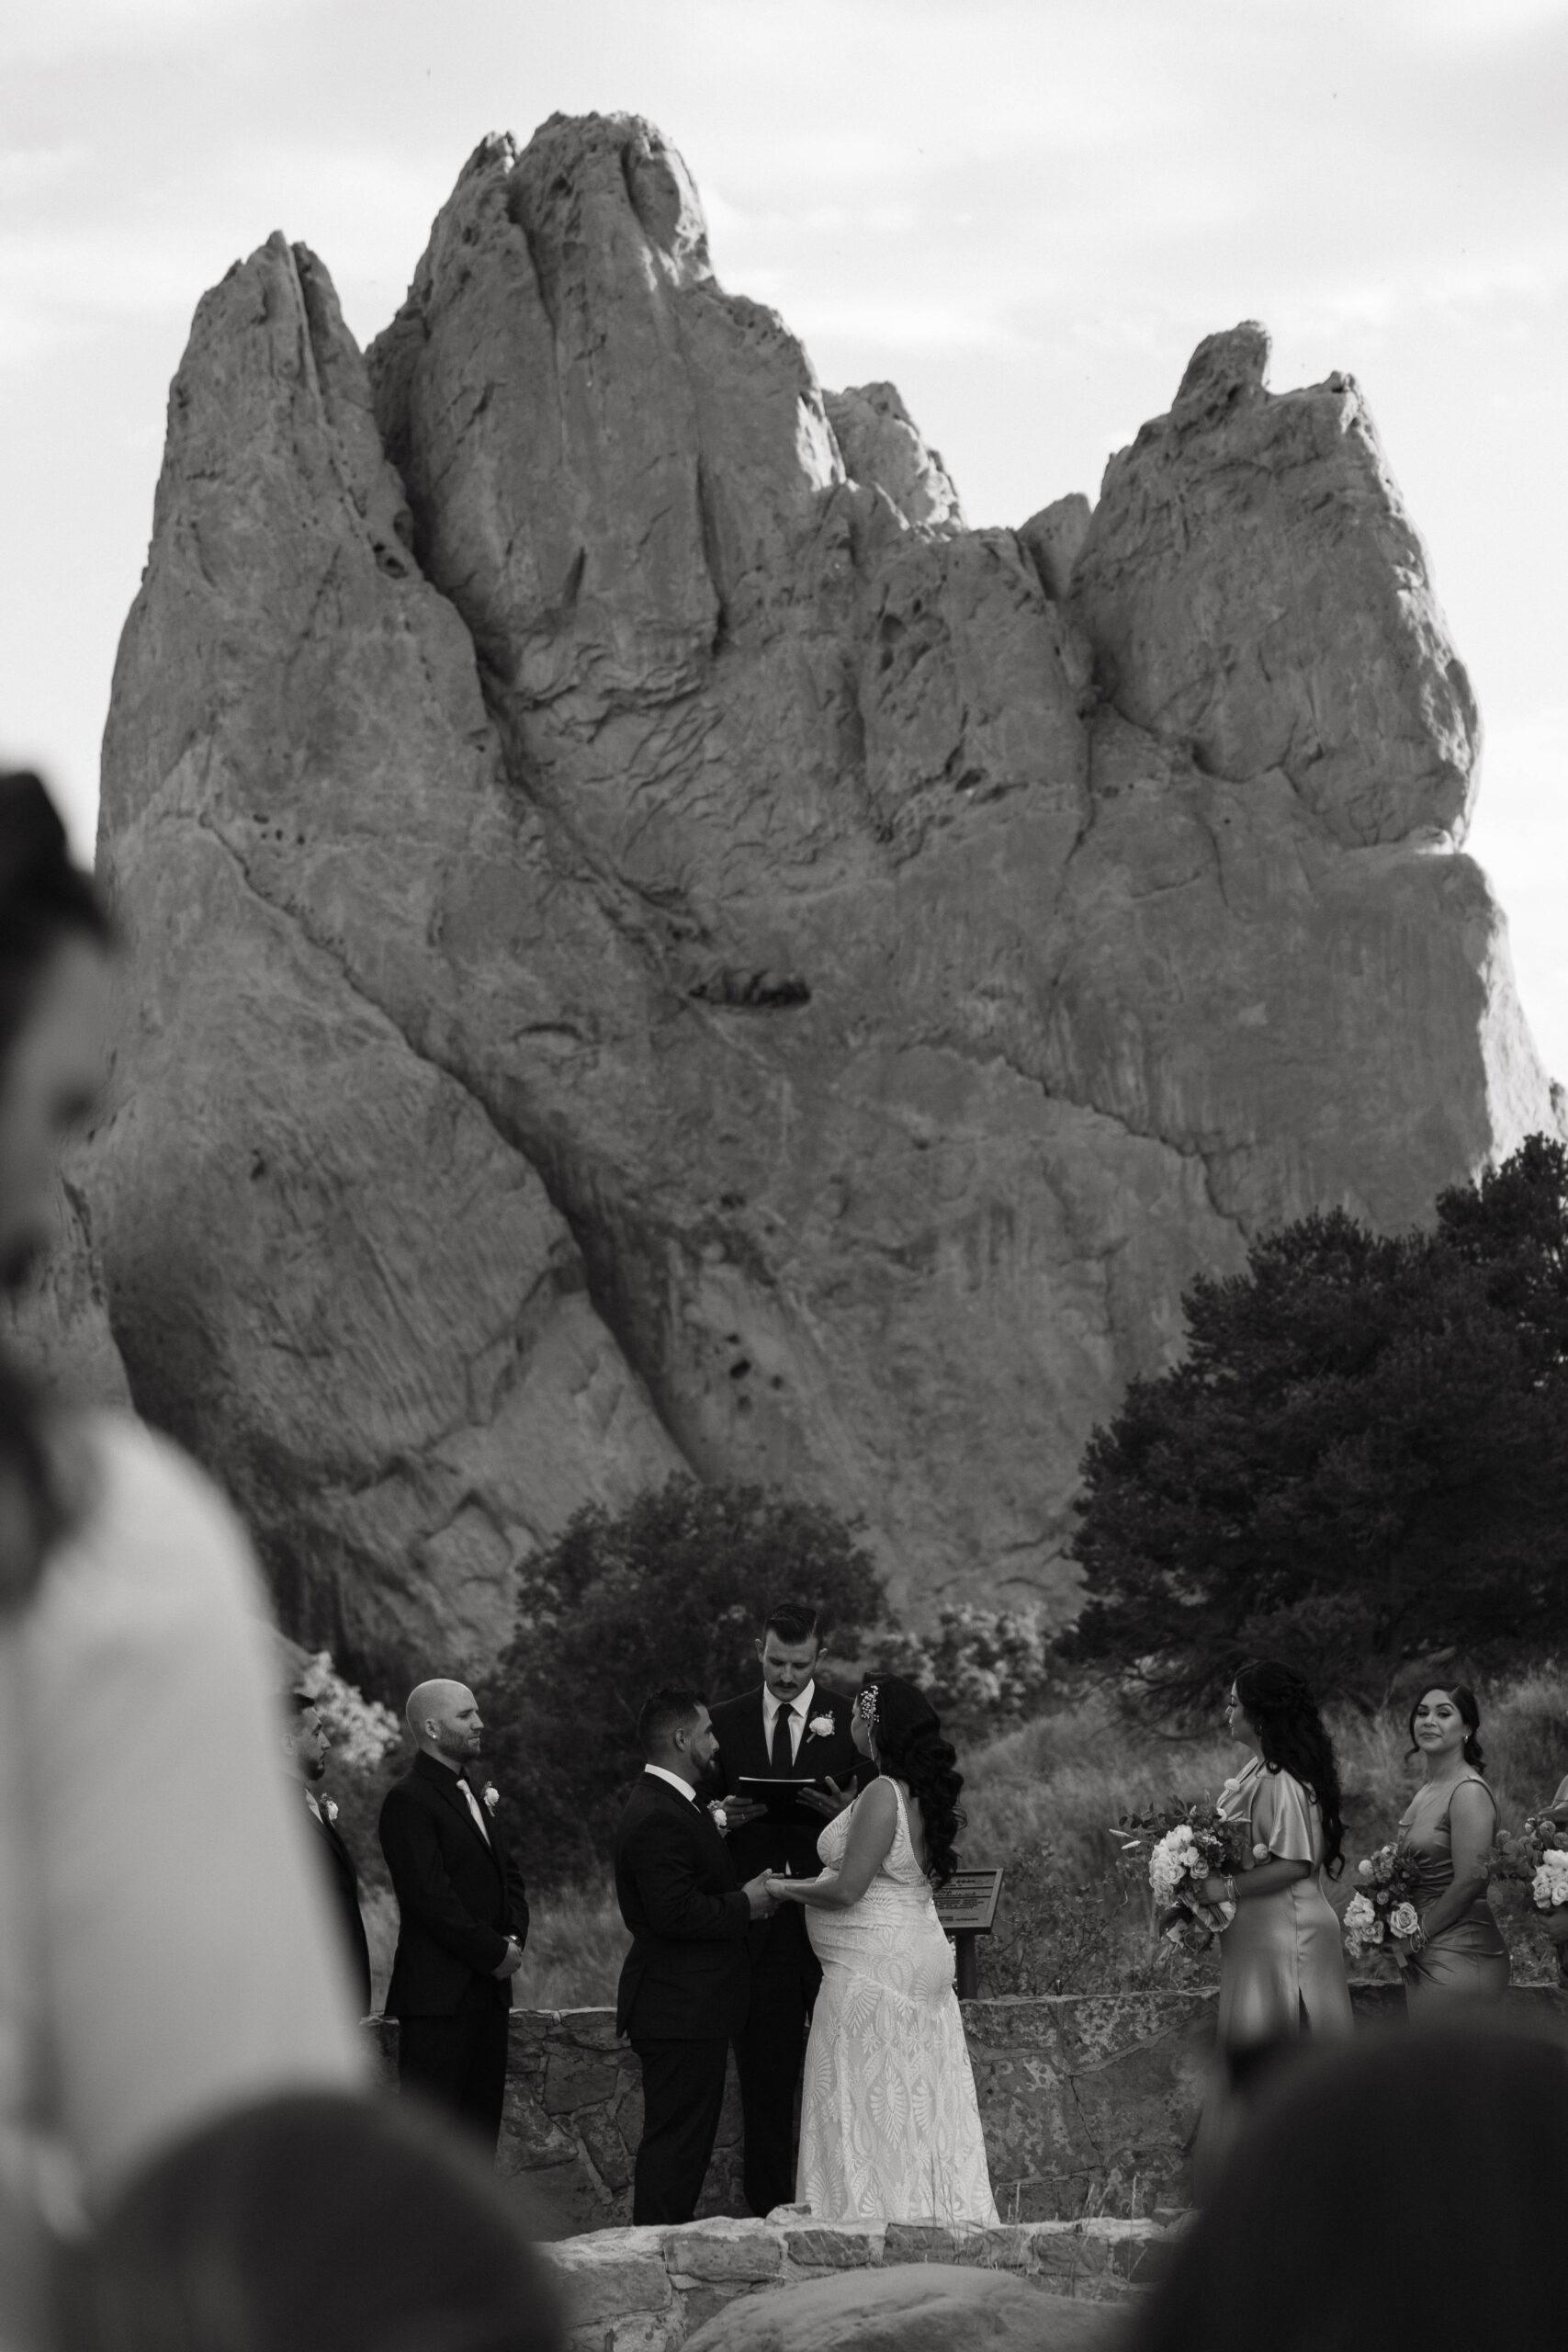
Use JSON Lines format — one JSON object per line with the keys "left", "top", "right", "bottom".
{"left": 74, "top": 112, "right": 1558, "bottom": 1681}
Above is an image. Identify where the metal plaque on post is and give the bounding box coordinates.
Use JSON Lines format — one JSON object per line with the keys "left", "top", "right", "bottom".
{"left": 934, "top": 1867, "right": 1003, "bottom": 1996}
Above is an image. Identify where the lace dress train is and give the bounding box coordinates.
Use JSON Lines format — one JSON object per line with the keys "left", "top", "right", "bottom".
{"left": 796, "top": 1782, "right": 998, "bottom": 2225}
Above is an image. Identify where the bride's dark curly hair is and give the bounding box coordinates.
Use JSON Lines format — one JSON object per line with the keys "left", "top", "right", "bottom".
{"left": 1233, "top": 1659, "right": 1346, "bottom": 1879}
{"left": 862, "top": 1674, "right": 964, "bottom": 1888}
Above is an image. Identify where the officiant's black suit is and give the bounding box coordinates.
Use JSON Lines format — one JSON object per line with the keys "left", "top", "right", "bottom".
{"left": 614, "top": 1772, "right": 751, "bottom": 2224}
{"left": 378, "top": 1751, "right": 530, "bottom": 2152}
{"left": 304, "top": 1795, "right": 373, "bottom": 2018}
{"left": 708, "top": 1684, "right": 864, "bottom": 2217}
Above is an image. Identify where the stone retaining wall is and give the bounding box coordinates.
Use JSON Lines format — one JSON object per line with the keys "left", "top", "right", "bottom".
{"left": 543, "top": 2212, "right": 1172, "bottom": 2351}
{"left": 368, "top": 1983, "right": 1568, "bottom": 2238}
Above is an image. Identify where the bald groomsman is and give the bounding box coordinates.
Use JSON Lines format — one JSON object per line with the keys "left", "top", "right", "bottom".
{"left": 378, "top": 1679, "right": 530, "bottom": 2153}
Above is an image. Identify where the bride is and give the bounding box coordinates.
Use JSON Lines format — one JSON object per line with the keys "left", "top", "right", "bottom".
{"left": 765, "top": 1675, "right": 998, "bottom": 2225}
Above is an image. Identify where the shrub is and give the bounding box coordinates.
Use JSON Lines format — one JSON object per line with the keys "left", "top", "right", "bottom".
{"left": 479, "top": 1477, "right": 886, "bottom": 1884}
{"left": 293, "top": 1649, "right": 403, "bottom": 1770}
{"left": 873, "top": 1603, "right": 1056, "bottom": 1736}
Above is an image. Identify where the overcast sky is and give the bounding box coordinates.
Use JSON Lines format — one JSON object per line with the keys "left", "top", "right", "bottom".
{"left": 4, "top": 0, "right": 1566, "bottom": 1068}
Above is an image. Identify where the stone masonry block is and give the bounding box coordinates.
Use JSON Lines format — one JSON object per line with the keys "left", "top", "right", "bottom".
{"left": 577, "top": 2101, "right": 636, "bottom": 2194}
{"left": 547, "top": 2242, "right": 672, "bottom": 2326}
{"left": 777, "top": 2222, "right": 883, "bottom": 2270}
{"left": 545, "top": 2046, "right": 624, "bottom": 2113}
{"left": 662, "top": 2219, "right": 784, "bottom": 2282}
{"left": 882, "top": 2222, "right": 956, "bottom": 2262}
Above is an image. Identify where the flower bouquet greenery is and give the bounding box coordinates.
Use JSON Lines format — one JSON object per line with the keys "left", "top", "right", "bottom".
{"left": 1117, "top": 1800, "right": 1256, "bottom": 1954}
{"left": 1342, "top": 1842, "right": 1425, "bottom": 1961}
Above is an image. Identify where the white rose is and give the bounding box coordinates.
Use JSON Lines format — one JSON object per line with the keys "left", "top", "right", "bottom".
{"left": 1357, "top": 1859, "right": 1373, "bottom": 1879}
{"left": 1389, "top": 1904, "right": 1419, "bottom": 1939}
{"left": 482, "top": 1783, "right": 500, "bottom": 1812}
{"left": 322, "top": 1798, "right": 339, "bottom": 1824}
{"left": 1343, "top": 1894, "right": 1376, "bottom": 1931}
{"left": 808, "top": 1713, "right": 835, "bottom": 1740}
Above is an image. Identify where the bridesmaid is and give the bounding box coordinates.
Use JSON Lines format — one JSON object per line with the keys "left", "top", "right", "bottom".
{"left": 1198, "top": 1660, "right": 1353, "bottom": 2088}
{"left": 1394, "top": 1685, "right": 1508, "bottom": 2012}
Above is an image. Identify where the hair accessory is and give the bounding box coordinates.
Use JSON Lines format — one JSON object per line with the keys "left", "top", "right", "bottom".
{"left": 854, "top": 1684, "right": 879, "bottom": 1736}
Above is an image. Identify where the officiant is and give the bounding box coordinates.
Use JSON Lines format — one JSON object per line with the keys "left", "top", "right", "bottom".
{"left": 707, "top": 1603, "right": 867, "bottom": 2218}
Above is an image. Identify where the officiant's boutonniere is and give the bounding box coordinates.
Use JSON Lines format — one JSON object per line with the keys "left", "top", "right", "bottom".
{"left": 322, "top": 1799, "right": 339, "bottom": 1824}
{"left": 808, "top": 1713, "right": 835, "bottom": 1741}
{"left": 482, "top": 1783, "right": 501, "bottom": 1814}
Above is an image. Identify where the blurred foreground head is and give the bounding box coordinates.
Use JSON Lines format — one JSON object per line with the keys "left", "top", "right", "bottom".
{"left": 1131, "top": 2023, "right": 1568, "bottom": 2351}
{"left": 71, "top": 2092, "right": 565, "bottom": 2352}
{"left": 0, "top": 771, "right": 114, "bottom": 1602}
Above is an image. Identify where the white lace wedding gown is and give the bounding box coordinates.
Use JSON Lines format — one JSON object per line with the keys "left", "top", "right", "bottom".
{"left": 796, "top": 1781, "right": 998, "bottom": 2224}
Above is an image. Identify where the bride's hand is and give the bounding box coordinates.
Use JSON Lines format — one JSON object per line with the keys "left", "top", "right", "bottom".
{"left": 764, "top": 1874, "right": 802, "bottom": 1901}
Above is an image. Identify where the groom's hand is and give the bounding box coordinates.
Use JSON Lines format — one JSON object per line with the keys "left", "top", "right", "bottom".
{"left": 742, "top": 1871, "right": 777, "bottom": 1919}
{"left": 491, "top": 1937, "right": 525, "bottom": 1980}
{"left": 799, "top": 1777, "right": 853, "bottom": 1819}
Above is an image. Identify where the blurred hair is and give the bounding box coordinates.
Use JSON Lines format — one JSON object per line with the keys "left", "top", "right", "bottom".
{"left": 1129, "top": 2024, "right": 1568, "bottom": 2352}
{"left": 0, "top": 771, "right": 114, "bottom": 1611}
{"left": 1234, "top": 1659, "right": 1345, "bottom": 1877}
{"left": 637, "top": 1686, "right": 705, "bottom": 1757}
{"left": 861, "top": 1673, "right": 964, "bottom": 1888}
{"left": 66, "top": 2090, "right": 565, "bottom": 2352}
{"left": 288, "top": 1690, "right": 319, "bottom": 1720}
{"left": 1407, "top": 1682, "right": 1484, "bottom": 1771}
{"left": 761, "top": 1600, "right": 819, "bottom": 1648}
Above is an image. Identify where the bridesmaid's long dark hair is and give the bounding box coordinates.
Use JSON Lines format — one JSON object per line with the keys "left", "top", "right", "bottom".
{"left": 863, "top": 1674, "right": 964, "bottom": 1888}
{"left": 0, "top": 773, "right": 113, "bottom": 1607}
{"left": 1234, "top": 1658, "right": 1346, "bottom": 1879}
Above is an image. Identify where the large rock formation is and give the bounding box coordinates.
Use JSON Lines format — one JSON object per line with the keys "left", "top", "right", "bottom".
{"left": 78, "top": 112, "right": 1557, "bottom": 1684}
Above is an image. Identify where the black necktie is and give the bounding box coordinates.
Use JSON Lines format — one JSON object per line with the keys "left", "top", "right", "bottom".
{"left": 771, "top": 1702, "right": 796, "bottom": 1774}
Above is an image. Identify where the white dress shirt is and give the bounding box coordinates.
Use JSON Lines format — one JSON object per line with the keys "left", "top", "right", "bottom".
{"left": 457, "top": 1776, "right": 491, "bottom": 1844}
{"left": 761, "top": 1679, "right": 816, "bottom": 1766}
{"left": 643, "top": 1764, "right": 698, "bottom": 1804}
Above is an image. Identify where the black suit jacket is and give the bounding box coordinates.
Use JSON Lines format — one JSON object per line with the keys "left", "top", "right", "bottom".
{"left": 707, "top": 1684, "right": 865, "bottom": 1885}
{"left": 305, "top": 1793, "right": 373, "bottom": 2018}
{"left": 378, "top": 1753, "right": 530, "bottom": 2018}
{"left": 614, "top": 1773, "right": 750, "bottom": 2041}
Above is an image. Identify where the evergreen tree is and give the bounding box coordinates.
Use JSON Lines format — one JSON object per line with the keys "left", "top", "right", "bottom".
{"left": 1072, "top": 1135, "right": 1568, "bottom": 1703}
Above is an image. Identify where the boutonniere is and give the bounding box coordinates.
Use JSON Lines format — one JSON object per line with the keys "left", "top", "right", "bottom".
{"left": 322, "top": 1799, "right": 339, "bottom": 1825}
{"left": 482, "top": 1783, "right": 500, "bottom": 1814}
{"left": 808, "top": 1713, "right": 835, "bottom": 1741}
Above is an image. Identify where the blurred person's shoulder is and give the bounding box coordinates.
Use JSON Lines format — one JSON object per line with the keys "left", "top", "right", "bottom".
{"left": 42, "top": 1408, "right": 264, "bottom": 1621}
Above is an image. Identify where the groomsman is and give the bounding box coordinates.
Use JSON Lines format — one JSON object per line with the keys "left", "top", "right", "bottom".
{"left": 614, "top": 1689, "right": 776, "bottom": 2224}
{"left": 708, "top": 1604, "right": 864, "bottom": 2218}
{"left": 378, "top": 1679, "right": 530, "bottom": 2154}
{"left": 282, "top": 1691, "right": 373, "bottom": 2017}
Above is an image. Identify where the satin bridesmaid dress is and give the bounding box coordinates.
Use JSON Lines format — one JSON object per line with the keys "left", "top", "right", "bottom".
{"left": 1396, "top": 1773, "right": 1509, "bottom": 2012}
{"left": 1214, "top": 1758, "right": 1354, "bottom": 2057}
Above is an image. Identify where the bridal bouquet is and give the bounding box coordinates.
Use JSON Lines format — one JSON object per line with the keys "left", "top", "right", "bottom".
{"left": 1341, "top": 1843, "right": 1425, "bottom": 1960}
{"left": 1117, "top": 1800, "right": 1256, "bottom": 1953}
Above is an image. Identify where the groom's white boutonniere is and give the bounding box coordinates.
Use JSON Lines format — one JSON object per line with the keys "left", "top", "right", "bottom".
{"left": 322, "top": 1799, "right": 339, "bottom": 1824}
{"left": 482, "top": 1784, "right": 500, "bottom": 1813}
{"left": 808, "top": 1713, "right": 835, "bottom": 1741}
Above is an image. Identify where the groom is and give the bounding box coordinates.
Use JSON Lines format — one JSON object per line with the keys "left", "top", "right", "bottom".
{"left": 707, "top": 1602, "right": 865, "bottom": 2217}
